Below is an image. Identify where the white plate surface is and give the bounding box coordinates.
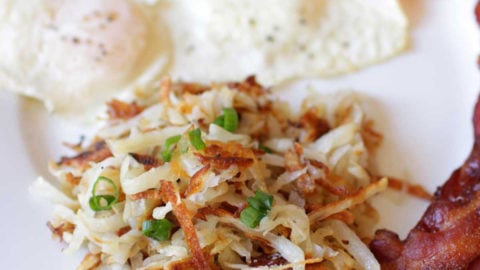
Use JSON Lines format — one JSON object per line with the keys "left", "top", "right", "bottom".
{"left": 0, "top": 1, "right": 479, "bottom": 269}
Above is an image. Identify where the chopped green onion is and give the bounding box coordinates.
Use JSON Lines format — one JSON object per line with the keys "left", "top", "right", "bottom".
{"left": 162, "top": 135, "right": 182, "bottom": 162}
{"left": 240, "top": 190, "right": 274, "bottom": 228}
{"left": 240, "top": 207, "right": 264, "bottom": 228}
{"left": 213, "top": 115, "right": 224, "bottom": 127}
{"left": 89, "top": 176, "right": 119, "bottom": 212}
{"left": 222, "top": 108, "right": 239, "bottom": 132}
{"left": 188, "top": 128, "right": 206, "bottom": 150}
{"left": 142, "top": 219, "right": 174, "bottom": 241}
{"left": 214, "top": 108, "right": 238, "bottom": 132}
{"left": 258, "top": 145, "right": 273, "bottom": 153}
{"left": 247, "top": 190, "right": 273, "bottom": 212}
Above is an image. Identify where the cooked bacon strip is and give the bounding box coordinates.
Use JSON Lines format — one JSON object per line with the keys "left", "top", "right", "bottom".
{"left": 58, "top": 140, "right": 112, "bottom": 169}
{"left": 129, "top": 153, "right": 163, "bottom": 170}
{"left": 308, "top": 178, "right": 388, "bottom": 225}
{"left": 160, "top": 180, "right": 211, "bottom": 270}
{"left": 107, "top": 99, "right": 144, "bottom": 120}
{"left": 370, "top": 96, "right": 480, "bottom": 269}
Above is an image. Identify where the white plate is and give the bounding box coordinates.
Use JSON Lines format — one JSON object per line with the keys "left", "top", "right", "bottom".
{"left": 0, "top": 1, "right": 479, "bottom": 269}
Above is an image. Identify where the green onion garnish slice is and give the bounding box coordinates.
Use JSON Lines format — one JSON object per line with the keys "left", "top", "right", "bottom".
{"left": 142, "top": 219, "right": 174, "bottom": 241}
{"left": 188, "top": 128, "right": 206, "bottom": 150}
{"left": 222, "top": 108, "right": 239, "bottom": 132}
{"left": 247, "top": 190, "right": 273, "bottom": 211}
{"left": 240, "top": 207, "right": 264, "bottom": 229}
{"left": 240, "top": 190, "right": 274, "bottom": 228}
{"left": 162, "top": 135, "right": 182, "bottom": 162}
{"left": 89, "top": 176, "right": 119, "bottom": 212}
{"left": 214, "top": 108, "right": 238, "bottom": 132}
{"left": 213, "top": 115, "right": 224, "bottom": 127}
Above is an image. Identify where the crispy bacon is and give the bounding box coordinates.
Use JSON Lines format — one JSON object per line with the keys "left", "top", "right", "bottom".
{"left": 370, "top": 95, "right": 480, "bottom": 269}
{"left": 160, "top": 181, "right": 211, "bottom": 270}
{"left": 58, "top": 140, "right": 112, "bottom": 169}
{"left": 107, "top": 99, "right": 144, "bottom": 120}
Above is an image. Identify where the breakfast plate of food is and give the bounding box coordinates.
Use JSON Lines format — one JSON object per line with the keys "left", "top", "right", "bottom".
{"left": 0, "top": 0, "right": 479, "bottom": 269}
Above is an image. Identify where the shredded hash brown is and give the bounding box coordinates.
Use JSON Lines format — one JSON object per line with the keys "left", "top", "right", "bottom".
{"left": 37, "top": 76, "right": 415, "bottom": 270}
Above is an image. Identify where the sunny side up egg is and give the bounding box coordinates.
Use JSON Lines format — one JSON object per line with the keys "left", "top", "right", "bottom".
{"left": 162, "top": 0, "right": 408, "bottom": 85}
{"left": 0, "top": 0, "right": 169, "bottom": 116}
{"left": 0, "top": 0, "right": 407, "bottom": 117}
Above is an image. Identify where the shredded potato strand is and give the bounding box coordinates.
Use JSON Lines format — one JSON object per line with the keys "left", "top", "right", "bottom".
{"left": 160, "top": 180, "right": 211, "bottom": 270}
{"left": 308, "top": 178, "right": 388, "bottom": 225}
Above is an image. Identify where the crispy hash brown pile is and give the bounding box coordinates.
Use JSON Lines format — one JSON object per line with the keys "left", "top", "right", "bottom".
{"left": 35, "top": 76, "right": 388, "bottom": 270}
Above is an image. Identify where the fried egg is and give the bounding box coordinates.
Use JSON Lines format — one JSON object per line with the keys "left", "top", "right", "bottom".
{"left": 0, "top": 0, "right": 407, "bottom": 116}
{"left": 160, "top": 0, "right": 408, "bottom": 85}
{"left": 0, "top": 0, "right": 169, "bottom": 116}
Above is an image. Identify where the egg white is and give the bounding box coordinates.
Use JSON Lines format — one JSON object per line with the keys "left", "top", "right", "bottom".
{"left": 0, "top": 0, "right": 407, "bottom": 117}
{"left": 0, "top": 0, "right": 170, "bottom": 117}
